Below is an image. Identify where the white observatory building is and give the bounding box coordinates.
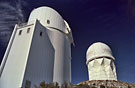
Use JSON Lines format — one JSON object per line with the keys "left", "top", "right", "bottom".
{"left": 0, "top": 6, "right": 74, "bottom": 88}
{"left": 86, "top": 42, "right": 117, "bottom": 81}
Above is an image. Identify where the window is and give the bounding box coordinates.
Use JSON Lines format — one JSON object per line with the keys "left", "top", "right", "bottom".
{"left": 47, "top": 20, "right": 50, "bottom": 24}
{"left": 27, "top": 28, "right": 30, "bottom": 33}
{"left": 40, "top": 31, "right": 42, "bottom": 36}
{"left": 25, "top": 80, "right": 31, "bottom": 88}
{"left": 19, "top": 30, "right": 22, "bottom": 35}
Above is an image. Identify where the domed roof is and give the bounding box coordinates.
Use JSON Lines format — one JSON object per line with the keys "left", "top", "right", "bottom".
{"left": 27, "top": 6, "right": 74, "bottom": 44}
{"left": 86, "top": 42, "right": 115, "bottom": 64}
{"left": 27, "top": 6, "right": 66, "bottom": 33}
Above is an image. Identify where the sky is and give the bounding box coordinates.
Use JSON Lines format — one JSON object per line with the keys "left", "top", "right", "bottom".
{"left": 0, "top": 0, "right": 135, "bottom": 85}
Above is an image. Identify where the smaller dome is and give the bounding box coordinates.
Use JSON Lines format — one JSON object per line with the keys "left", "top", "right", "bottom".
{"left": 86, "top": 42, "right": 115, "bottom": 64}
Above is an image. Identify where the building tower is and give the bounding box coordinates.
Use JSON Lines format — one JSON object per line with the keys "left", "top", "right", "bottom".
{"left": 86, "top": 42, "right": 117, "bottom": 81}
{"left": 0, "top": 6, "right": 73, "bottom": 88}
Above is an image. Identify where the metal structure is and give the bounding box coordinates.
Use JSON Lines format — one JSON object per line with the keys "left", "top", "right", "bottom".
{"left": 0, "top": 6, "right": 73, "bottom": 88}
{"left": 86, "top": 42, "right": 117, "bottom": 81}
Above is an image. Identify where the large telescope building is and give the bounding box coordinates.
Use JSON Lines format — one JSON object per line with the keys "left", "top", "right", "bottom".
{"left": 86, "top": 42, "right": 117, "bottom": 81}
{"left": 0, "top": 6, "right": 74, "bottom": 88}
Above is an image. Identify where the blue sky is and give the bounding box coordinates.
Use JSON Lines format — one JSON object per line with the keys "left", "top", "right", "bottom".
{"left": 0, "top": 0, "right": 135, "bottom": 84}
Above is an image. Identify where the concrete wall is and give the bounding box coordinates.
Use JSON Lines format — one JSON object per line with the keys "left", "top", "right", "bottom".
{"left": 0, "top": 21, "right": 55, "bottom": 88}
{"left": 22, "top": 21, "right": 54, "bottom": 88}
{"left": 0, "top": 22, "right": 35, "bottom": 88}
{"left": 27, "top": 6, "right": 73, "bottom": 85}
{"left": 46, "top": 28, "right": 71, "bottom": 85}
{"left": 87, "top": 57, "right": 117, "bottom": 80}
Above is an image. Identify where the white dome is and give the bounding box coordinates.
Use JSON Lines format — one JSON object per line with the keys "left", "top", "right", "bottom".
{"left": 86, "top": 42, "right": 115, "bottom": 64}
{"left": 27, "top": 6, "right": 74, "bottom": 45}
{"left": 27, "top": 6, "right": 67, "bottom": 33}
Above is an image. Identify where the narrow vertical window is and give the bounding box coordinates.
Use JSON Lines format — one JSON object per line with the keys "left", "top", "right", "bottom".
{"left": 47, "top": 20, "right": 50, "bottom": 24}
{"left": 40, "top": 31, "right": 43, "bottom": 36}
{"left": 19, "top": 30, "right": 22, "bottom": 35}
{"left": 27, "top": 28, "right": 30, "bottom": 33}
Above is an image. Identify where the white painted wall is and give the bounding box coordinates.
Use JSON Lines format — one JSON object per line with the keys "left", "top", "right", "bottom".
{"left": 28, "top": 6, "right": 73, "bottom": 85}
{"left": 0, "top": 20, "right": 55, "bottom": 88}
{"left": 22, "top": 20, "right": 54, "bottom": 87}
{"left": 0, "top": 22, "right": 36, "bottom": 88}
{"left": 87, "top": 57, "right": 117, "bottom": 80}
{"left": 0, "top": 24, "right": 18, "bottom": 76}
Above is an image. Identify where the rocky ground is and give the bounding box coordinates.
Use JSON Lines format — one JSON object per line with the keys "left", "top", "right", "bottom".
{"left": 78, "top": 80, "right": 135, "bottom": 88}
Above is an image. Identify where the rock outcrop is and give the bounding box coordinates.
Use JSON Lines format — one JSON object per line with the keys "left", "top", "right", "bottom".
{"left": 78, "top": 80, "right": 135, "bottom": 88}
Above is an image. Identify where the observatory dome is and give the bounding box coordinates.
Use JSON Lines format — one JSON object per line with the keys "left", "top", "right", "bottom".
{"left": 86, "top": 42, "right": 115, "bottom": 64}
{"left": 27, "top": 6, "right": 67, "bottom": 33}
